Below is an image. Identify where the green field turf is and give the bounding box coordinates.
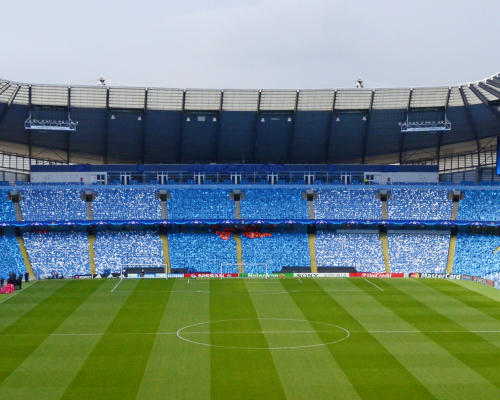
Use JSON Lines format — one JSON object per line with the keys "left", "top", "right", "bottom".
{"left": 1, "top": 277, "right": 500, "bottom": 399}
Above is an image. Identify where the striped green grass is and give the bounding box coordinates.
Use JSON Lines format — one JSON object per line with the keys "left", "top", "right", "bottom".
{"left": 0, "top": 277, "right": 500, "bottom": 399}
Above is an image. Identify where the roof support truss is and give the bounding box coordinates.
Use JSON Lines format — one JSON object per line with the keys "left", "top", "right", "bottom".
{"left": 325, "top": 90, "right": 337, "bottom": 163}
{"left": 459, "top": 86, "right": 481, "bottom": 167}
{"left": 104, "top": 88, "right": 110, "bottom": 164}
{"left": 399, "top": 89, "right": 413, "bottom": 164}
{"left": 437, "top": 87, "right": 451, "bottom": 168}
{"left": 289, "top": 90, "right": 299, "bottom": 163}
{"left": 216, "top": 90, "right": 223, "bottom": 162}
{"left": 141, "top": 89, "right": 148, "bottom": 164}
{"left": 252, "top": 90, "right": 262, "bottom": 163}
{"left": 362, "top": 90, "right": 374, "bottom": 164}
{"left": 179, "top": 90, "right": 186, "bottom": 163}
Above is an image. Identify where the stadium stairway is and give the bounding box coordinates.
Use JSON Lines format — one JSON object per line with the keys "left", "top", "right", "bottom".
{"left": 235, "top": 199, "right": 242, "bottom": 219}
{"left": 233, "top": 233, "right": 244, "bottom": 273}
{"left": 88, "top": 234, "right": 96, "bottom": 274}
{"left": 14, "top": 203, "right": 23, "bottom": 221}
{"left": 446, "top": 233, "right": 457, "bottom": 274}
{"left": 86, "top": 202, "right": 94, "bottom": 220}
{"left": 451, "top": 202, "right": 459, "bottom": 221}
{"left": 308, "top": 232, "right": 318, "bottom": 273}
{"left": 17, "top": 236, "right": 36, "bottom": 279}
{"left": 381, "top": 199, "right": 388, "bottom": 220}
{"left": 307, "top": 199, "right": 315, "bottom": 219}
{"left": 379, "top": 230, "right": 391, "bottom": 273}
{"left": 160, "top": 232, "right": 171, "bottom": 273}
{"left": 161, "top": 200, "right": 168, "bottom": 219}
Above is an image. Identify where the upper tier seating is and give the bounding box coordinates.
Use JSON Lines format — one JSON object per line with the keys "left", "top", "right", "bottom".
{"left": 0, "top": 236, "right": 26, "bottom": 279}
{"left": 168, "top": 231, "right": 237, "bottom": 273}
{"left": 388, "top": 189, "right": 452, "bottom": 220}
{"left": 93, "top": 189, "right": 161, "bottom": 220}
{"left": 240, "top": 189, "right": 308, "bottom": 219}
{"left": 167, "top": 189, "right": 235, "bottom": 219}
{"left": 387, "top": 233, "right": 449, "bottom": 273}
{"left": 457, "top": 190, "right": 500, "bottom": 221}
{"left": 315, "top": 231, "right": 385, "bottom": 272}
{"left": 241, "top": 231, "right": 310, "bottom": 273}
{"left": 314, "top": 189, "right": 381, "bottom": 220}
{"left": 94, "top": 230, "right": 163, "bottom": 273}
{"left": 20, "top": 189, "right": 87, "bottom": 221}
{"left": 453, "top": 234, "right": 500, "bottom": 279}
{"left": 23, "top": 231, "right": 90, "bottom": 276}
{"left": 0, "top": 190, "right": 16, "bottom": 221}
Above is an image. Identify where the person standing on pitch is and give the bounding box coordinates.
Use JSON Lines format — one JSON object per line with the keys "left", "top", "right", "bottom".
{"left": 25, "top": 271, "right": 29, "bottom": 282}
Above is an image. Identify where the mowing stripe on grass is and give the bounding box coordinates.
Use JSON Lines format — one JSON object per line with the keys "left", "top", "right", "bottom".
{"left": 60, "top": 279, "right": 175, "bottom": 400}
{"left": 210, "top": 279, "right": 287, "bottom": 400}
{"left": 352, "top": 278, "right": 500, "bottom": 391}
{"left": 280, "top": 278, "right": 435, "bottom": 400}
{"left": 0, "top": 280, "right": 105, "bottom": 386}
{"left": 322, "top": 279, "right": 500, "bottom": 400}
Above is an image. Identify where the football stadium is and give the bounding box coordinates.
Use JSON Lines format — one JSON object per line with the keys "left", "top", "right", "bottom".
{"left": 3, "top": 51, "right": 500, "bottom": 398}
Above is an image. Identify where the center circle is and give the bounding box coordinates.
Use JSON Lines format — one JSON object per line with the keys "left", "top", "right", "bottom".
{"left": 176, "top": 318, "right": 350, "bottom": 350}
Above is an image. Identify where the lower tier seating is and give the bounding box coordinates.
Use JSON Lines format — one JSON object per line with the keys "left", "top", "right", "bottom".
{"left": 453, "top": 234, "right": 500, "bottom": 280}
{"left": 23, "top": 231, "right": 90, "bottom": 276}
{"left": 315, "top": 231, "right": 385, "bottom": 272}
{"left": 0, "top": 236, "right": 26, "bottom": 279}
{"left": 241, "top": 231, "right": 310, "bottom": 273}
{"left": 168, "top": 231, "right": 237, "bottom": 273}
{"left": 388, "top": 233, "right": 449, "bottom": 273}
{"left": 94, "top": 230, "right": 163, "bottom": 273}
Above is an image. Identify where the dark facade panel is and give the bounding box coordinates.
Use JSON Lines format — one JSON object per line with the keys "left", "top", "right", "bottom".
{"left": 31, "top": 131, "right": 68, "bottom": 152}
{"left": 70, "top": 107, "right": 107, "bottom": 155}
{"left": 291, "top": 111, "right": 330, "bottom": 163}
{"left": 468, "top": 103, "right": 500, "bottom": 139}
{"left": 181, "top": 114, "right": 218, "bottom": 162}
{"left": 254, "top": 114, "right": 293, "bottom": 163}
{"left": 107, "top": 112, "right": 144, "bottom": 161}
{"left": 218, "top": 111, "right": 256, "bottom": 163}
{"left": 328, "top": 113, "right": 366, "bottom": 162}
{"left": 442, "top": 106, "right": 476, "bottom": 145}
{"left": 365, "top": 109, "right": 405, "bottom": 156}
{"left": 0, "top": 104, "right": 30, "bottom": 145}
{"left": 144, "top": 110, "right": 182, "bottom": 163}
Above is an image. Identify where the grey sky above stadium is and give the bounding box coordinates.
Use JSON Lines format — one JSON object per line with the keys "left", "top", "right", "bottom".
{"left": 1, "top": 0, "right": 499, "bottom": 90}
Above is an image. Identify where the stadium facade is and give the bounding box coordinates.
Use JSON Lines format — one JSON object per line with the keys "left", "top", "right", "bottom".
{"left": 0, "top": 72, "right": 500, "bottom": 182}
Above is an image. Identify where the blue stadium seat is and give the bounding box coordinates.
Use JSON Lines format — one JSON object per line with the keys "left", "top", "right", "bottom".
{"left": 20, "top": 189, "right": 87, "bottom": 221}
{"left": 93, "top": 189, "right": 161, "bottom": 220}
{"left": 457, "top": 190, "right": 500, "bottom": 221}
{"left": 167, "top": 189, "right": 235, "bottom": 219}
{"left": 314, "top": 189, "right": 381, "bottom": 220}
{"left": 453, "top": 234, "right": 500, "bottom": 280}
{"left": 0, "top": 236, "right": 25, "bottom": 279}
{"left": 388, "top": 189, "right": 452, "bottom": 220}
{"left": 240, "top": 189, "right": 308, "bottom": 219}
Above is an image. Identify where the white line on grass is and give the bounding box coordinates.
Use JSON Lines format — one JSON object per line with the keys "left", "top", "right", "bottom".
{"left": 364, "top": 278, "right": 384, "bottom": 291}
{"left": 0, "top": 281, "right": 37, "bottom": 305}
{"left": 298, "top": 279, "right": 302, "bottom": 283}
{"left": 188, "top": 279, "right": 189, "bottom": 284}
{"left": 451, "top": 280, "right": 500, "bottom": 303}
{"left": 110, "top": 278, "right": 123, "bottom": 293}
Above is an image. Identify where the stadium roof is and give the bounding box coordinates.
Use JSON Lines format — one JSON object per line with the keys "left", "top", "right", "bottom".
{"left": 0, "top": 73, "right": 500, "bottom": 168}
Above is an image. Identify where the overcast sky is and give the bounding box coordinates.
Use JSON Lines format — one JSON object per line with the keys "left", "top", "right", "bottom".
{"left": 1, "top": 0, "right": 499, "bottom": 89}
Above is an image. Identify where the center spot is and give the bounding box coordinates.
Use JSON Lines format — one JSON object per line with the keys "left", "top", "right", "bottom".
{"left": 176, "top": 318, "right": 349, "bottom": 350}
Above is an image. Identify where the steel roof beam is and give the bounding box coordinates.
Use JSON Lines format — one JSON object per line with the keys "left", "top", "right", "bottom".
{"left": 459, "top": 86, "right": 481, "bottom": 167}
{"left": 487, "top": 79, "right": 500, "bottom": 90}
{"left": 67, "top": 86, "right": 71, "bottom": 164}
{"left": 216, "top": 90, "right": 223, "bottom": 162}
{"left": 325, "top": 90, "right": 337, "bottom": 163}
{"left": 141, "top": 88, "right": 148, "bottom": 164}
{"left": 437, "top": 87, "right": 451, "bottom": 168}
{"left": 179, "top": 90, "right": 186, "bottom": 163}
{"left": 478, "top": 82, "right": 500, "bottom": 99}
{"left": 289, "top": 90, "right": 299, "bottom": 163}
{"left": 0, "top": 82, "right": 11, "bottom": 97}
{"left": 0, "top": 85, "right": 20, "bottom": 133}
{"left": 399, "top": 89, "right": 413, "bottom": 164}
{"left": 469, "top": 84, "right": 500, "bottom": 123}
{"left": 104, "top": 88, "right": 110, "bottom": 164}
{"left": 252, "top": 90, "right": 262, "bottom": 163}
{"left": 362, "top": 90, "right": 374, "bottom": 164}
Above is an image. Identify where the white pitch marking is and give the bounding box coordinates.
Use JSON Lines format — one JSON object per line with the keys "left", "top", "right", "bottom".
{"left": 0, "top": 281, "right": 37, "bottom": 305}
{"left": 364, "top": 278, "right": 384, "bottom": 291}
{"left": 110, "top": 278, "right": 124, "bottom": 293}
{"left": 298, "top": 279, "right": 302, "bottom": 284}
{"left": 188, "top": 279, "right": 189, "bottom": 284}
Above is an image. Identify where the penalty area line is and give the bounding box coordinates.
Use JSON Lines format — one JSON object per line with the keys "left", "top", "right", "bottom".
{"left": 0, "top": 280, "right": 38, "bottom": 305}
{"left": 111, "top": 278, "right": 124, "bottom": 293}
{"left": 298, "top": 279, "right": 302, "bottom": 284}
{"left": 364, "top": 278, "right": 384, "bottom": 291}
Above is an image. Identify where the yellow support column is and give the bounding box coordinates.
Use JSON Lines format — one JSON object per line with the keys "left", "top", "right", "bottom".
{"left": 446, "top": 233, "right": 457, "bottom": 274}
{"left": 379, "top": 231, "right": 391, "bottom": 273}
{"left": 233, "top": 233, "right": 244, "bottom": 274}
{"left": 17, "top": 235, "right": 36, "bottom": 279}
{"left": 160, "top": 233, "right": 171, "bottom": 273}
{"left": 88, "top": 234, "right": 96, "bottom": 275}
{"left": 308, "top": 232, "right": 318, "bottom": 273}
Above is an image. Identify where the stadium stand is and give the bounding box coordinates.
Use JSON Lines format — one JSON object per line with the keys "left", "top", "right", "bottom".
{"left": 23, "top": 231, "right": 90, "bottom": 276}
{"left": 20, "top": 189, "right": 87, "bottom": 221}
{"left": 167, "top": 189, "right": 235, "bottom": 219}
{"left": 387, "top": 189, "right": 452, "bottom": 220}
{"left": 0, "top": 190, "right": 17, "bottom": 221}
{"left": 241, "top": 230, "right": 310, "bottom": 273}
{"left": 0, "top": 236, "right": 26, "bottom": 279}
{"left": 457, "top": 190, "right": 500, "bottom": 221}
{"left": 453, "top": 234, "right": 500, "bottom": 279}
{"left": 240, "top": 189, "right": 308, "bottom": 219}
{"left": 94, "top": 230, "right": 163, "bottom": 273}
{"left": 315, "top": 230, "right": 385, "bottom": 272}
{"left": 93, "top": 189, "right": 161, "bottom": 220}
{"left": 313, "top": 189, "right": 381, "bottom": 220}
{"left": 387, "top": 232, "right": 450, "bottom": 273}
{"left": 168, "top": 231, "right": 237, "bottom": 273}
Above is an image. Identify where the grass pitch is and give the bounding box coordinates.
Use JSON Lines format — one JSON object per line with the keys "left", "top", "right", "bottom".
{"left": 1, "top": 277, "right": 500, "bottom": 399}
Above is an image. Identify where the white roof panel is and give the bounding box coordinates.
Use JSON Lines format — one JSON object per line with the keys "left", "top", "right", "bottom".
{"left": 410, "top": 87, "right": 449, "bottom": 108}
{"left": 372, "top": 89, "right": 410, "bottom": 109}
{"left": 259, "top": 90, "right": 297, "bottom": 111}
{"left": 334, "top": 89, "right": 373, "bottom": 110}
{"left": 461, "top": 86, "right": 482, "bottom": 106}
{"left": 185, "top": 89, "right": 221, "bottom": 111}
{"left": 12, "top": 85, "right": 29, "bottom": 105}
{"left": 297, "top": 90, "right": 335, "bottom": 111}
{"left": 31, "top": 85, "right": 68, "bottom": 107}
{"left": 222, "top": 90, "right": 259, "bottom": 111}
{"left": 147, "top": 88, "right": 183, "bottom": 111}
{"left": 70, "top": 86, "right": 108, "bottom": 108}
{"left": 109, "top": 87, "right": 146, "bottom": 109}
{"left": 448, "top": 87, "right": 464, "bottom": 107}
